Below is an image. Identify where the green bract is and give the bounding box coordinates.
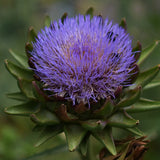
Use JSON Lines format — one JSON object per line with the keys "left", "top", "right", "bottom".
{"left": 4, "top": 8, "right": 160, "bottom": 159}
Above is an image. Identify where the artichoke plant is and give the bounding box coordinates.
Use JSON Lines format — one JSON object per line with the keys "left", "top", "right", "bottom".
{"left": 4, "top": 8, "right": 160, "bottom": 160}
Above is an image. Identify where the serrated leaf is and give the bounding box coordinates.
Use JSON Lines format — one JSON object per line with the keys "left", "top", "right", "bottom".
{"left": 93, "top": 127, "right": 117, "bottom": 155}
{"left": 108, "top": 111, "right": 139, "bottom": 128}
{"left": 116, "top": 86, "right": 141, "bottom": 108}
{"left": 9, "top": 49, "right": 28, "bottom": 68}
{"left": 44, "top": 15, "right": 51, "bottom": 27}
{"left": 137, "top": 40, "right": 160, "bottom": 66}
{"left": 144, "top": 79, "right": 160, "bottom": 90}
{"left": 81, "top": 119, "right": 107, "bottom": 131}
{"left": 35, "top": 125, "right": 63, "bottom": 147}
{"left": 125, "top": 127, "right": 144, "bottom": 137}
{"left": 31, "top": 109, "right": 60, "bottom": 125}
{"left": 5, "top": 101, "right": 40, "bottom": 116}
{"left": 79, "top": 133, "right": 90, "bottom": 156}
{"left": 85, "top": 7, "right": 94, "bottom": 17}
{"left": 64, "top": 124, "right": 87, "bottom": 151}
{"left": 5, "top": 59, "right": 33, "bottom": 80}
{"left": 125, "top": 98, "right": 160, "bottom": 113}
{"left": 6, "top": 92, "right": 27, "bottom": 101}
{"left": 18, "top": 79, "right": 36, "bottom": 99}
{"left": 28, "top": 26, "right": 37, "bottom": 42}
{"left": 135, "top": 65, "right": 160, "bottom": 88}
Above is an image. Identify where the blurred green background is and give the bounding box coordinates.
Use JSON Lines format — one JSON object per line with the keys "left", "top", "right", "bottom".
{"left": 0, "top": 0, "right": 160, "bottom": 159}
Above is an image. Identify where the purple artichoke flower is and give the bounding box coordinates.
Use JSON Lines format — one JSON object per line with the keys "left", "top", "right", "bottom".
{"left": 30, "top": 15, "right": 135, "bottom": 106}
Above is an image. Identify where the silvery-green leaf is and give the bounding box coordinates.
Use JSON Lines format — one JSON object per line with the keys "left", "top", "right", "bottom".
{"left": 64, "top": 124, "right": 87, "bottom": 151}
{"left": 137, "top": 40, "right": 160, "bottom": 66}
{"left": 125, "top": 98, "right": 160, "bottom": 113}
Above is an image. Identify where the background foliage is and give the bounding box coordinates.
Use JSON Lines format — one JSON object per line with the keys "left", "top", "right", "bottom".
{"left": 0, "top": 0, "right": 160, "bottom": 159}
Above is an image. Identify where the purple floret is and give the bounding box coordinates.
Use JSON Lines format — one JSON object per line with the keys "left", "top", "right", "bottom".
{"left": 31, "top": 15, "right": 135, "bottom": 105}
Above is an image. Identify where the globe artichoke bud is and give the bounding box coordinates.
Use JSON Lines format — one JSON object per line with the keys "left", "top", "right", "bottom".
{"left": 4, "top": 8, "right": 160, "bottom": 159}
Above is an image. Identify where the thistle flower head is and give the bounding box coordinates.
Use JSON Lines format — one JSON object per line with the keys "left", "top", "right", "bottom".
{"left": 31, "top": 15, "right": 135, "bottom": 105}
{"left": 5, "top": 10, "right": 160, "bottom": 158}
